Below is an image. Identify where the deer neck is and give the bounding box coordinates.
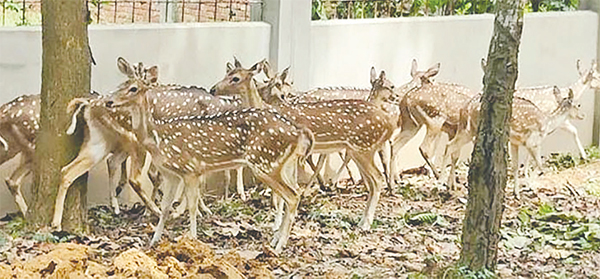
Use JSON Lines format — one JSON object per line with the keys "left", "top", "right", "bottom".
{"left": 241, "top": 82, "right": 266, "bottom": 109}
{"left": 543, "top": 106, "right": 570, "bottom": 135}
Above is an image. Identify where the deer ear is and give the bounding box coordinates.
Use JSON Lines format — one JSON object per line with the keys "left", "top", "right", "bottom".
{"left": 117, "top": 57, "right": 135, "bottom": 78}
{"left": 226, "top": 62, "right": 234, "bottom": 73}
{"left": 263, "top": 60, "right": 275, "bottom": 79}
{"left": 553, "top": 86, "right": 562, "bottom": 103}
{"left": 410, "top": 59, "right": 418, "bottom": 77}
{"left": 379, "top": 70, "right": 386, "bottom": 80}
{"left": 568, "top": 88, "right": 574, "bottom": 100}
{"left": 147, "top": 66, "right": 159, "bottom": 84}
{"left": 280, "top": 66, "right": 290, "bottom": 83}
{"left": 249, "top": 61, "right": 262, "bottom": 76}
{"left": 577, "top": 59, "right": 584, "bottom": 77}
{"left": 370, "top": 67, "right": 377, "bottom": 84}
{"left": 425, "top": 63, "right": 440, "bottom": 79}
{"left": 234, "top": 56, "right": 242, "bottom": 68}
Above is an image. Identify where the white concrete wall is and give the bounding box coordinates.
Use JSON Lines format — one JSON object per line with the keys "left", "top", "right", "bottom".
{"left": 0, "top": 22, "right": 270, "bottom": 215}
{"left": 310, "top": 11, "right": 599, "bottom": 170}
{"left": 0, "top": 12, "right": 598, "bottom": 215}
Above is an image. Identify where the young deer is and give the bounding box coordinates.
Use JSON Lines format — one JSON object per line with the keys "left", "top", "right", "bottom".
{"left": 210, "top": 60, "right": 396, "bottom": 230}
{"left": 391, "top": 59, "right": 476, "bottom": 183}
{"left": 441, "top": 87, "right": 583, "bottom": 197}
{"left": 104, "top": 61, "right": 314, "bottom": 253}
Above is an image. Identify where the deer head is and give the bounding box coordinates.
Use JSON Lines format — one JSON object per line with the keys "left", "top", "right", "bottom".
{"left": 554, "top": 87, "right": 584, "bottom": 120}
{"left": 396, "top": 59, "right": 441, "bottom": 96}
{"left": 210, "top": 59, "right": 265, "bottom": 108}
{"left": 368, "top": 67, "right": 396, "bottom": 105}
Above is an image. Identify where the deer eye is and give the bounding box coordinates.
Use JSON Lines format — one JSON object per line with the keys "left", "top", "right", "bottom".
{"left": 129, "top": 87, "right": 138, "bottom": 93}
{"left": 232, "top": 76, "right": 240, "bottom": 83}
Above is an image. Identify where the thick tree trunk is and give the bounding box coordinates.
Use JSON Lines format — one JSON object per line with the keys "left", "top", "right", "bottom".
{"left": 459, "top": 0, "right": 523, "bottom": 272}
{"left": 31, "top": 0, "right": 90, "bottom": 232}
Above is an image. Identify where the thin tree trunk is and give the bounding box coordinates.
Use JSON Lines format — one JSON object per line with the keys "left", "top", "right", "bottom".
{"left": 459, "top": 0, "right": 523, "bottom": 272}
{"left": 31, "top": 0, "right": 91, "bottom": 232}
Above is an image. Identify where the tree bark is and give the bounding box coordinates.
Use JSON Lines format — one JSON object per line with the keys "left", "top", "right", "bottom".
{"left": 31, "top": 0, "right": 91, "bottom": 232}
{"left": 459, "top": 0, "right": 523, "bottom": 272}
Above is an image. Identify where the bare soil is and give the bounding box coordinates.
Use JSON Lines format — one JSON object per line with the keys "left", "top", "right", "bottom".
{"left": 1, "top": 160, "right": 600, "bottom": 278}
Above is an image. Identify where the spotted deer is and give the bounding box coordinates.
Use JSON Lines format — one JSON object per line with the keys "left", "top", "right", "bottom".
{"left": 441, "top": 87, "right": 583, "bottom": 197}
{"left": 102, "top": 61, "right": 314, "bottom": 253}
{"left": 210, "top": 60, "right": 396, "bottom": 231}
{"left": 514, "top": 60, "right": 600, "bottom": 159}
{"left": 262, "top": 62, "right": 400, "bottom": 190}
{"left": 0, "top": 95, "right": 39, "bottom": 214}
{"left": 390, "top": 59, "right": 476, "bottom": 184}
{"left": 52, "top": 58, "right": 243, "bottom": 230}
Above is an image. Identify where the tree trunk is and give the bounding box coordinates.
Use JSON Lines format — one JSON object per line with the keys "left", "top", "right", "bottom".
{"left": 31, "top": 0, "right": 91, "bottom": 232}
{"left": 459, "top": 0, "right": 523, "bottom": 272}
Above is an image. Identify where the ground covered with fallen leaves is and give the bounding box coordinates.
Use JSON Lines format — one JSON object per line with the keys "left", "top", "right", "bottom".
{"left": 1, "top": 155, "right": 600, "bottom": 278}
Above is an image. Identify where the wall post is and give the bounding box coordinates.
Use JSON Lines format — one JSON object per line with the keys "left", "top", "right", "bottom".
{"left": 262, "top": 0, "right": 311, "bottom": 91}
{"left": 581, "top": 0, "right": 600, "bottom": 146}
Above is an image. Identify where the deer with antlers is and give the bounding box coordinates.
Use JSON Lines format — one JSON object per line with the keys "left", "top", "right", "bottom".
{"left": 97, "top": 60, "right": 314, "bottom": 252}
{"left": 513, "top": 60, "right": 600, "bottom": 159}
{"left": 441, "top": 87, "right": 583, "bottom": 197}
{"left": 210, "top": 60, "right": 396, "bottom": 231}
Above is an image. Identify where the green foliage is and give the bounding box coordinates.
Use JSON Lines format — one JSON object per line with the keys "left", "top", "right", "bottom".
{"left": 307, "top": 208, "right": 358, "bottom": 230}
{"left": 5, "top": 216, "right": 27, "bottom": 238}
{"left": 213, "top": 199, "right": 255, "bottom": 219}
{"left": 441, "top": 265, "right": 495, "bottom": 279}
{"left": 405, "top": 211, "right": 448, "bottom": 227}
{"left": 0, "top": 0, "right": 41, "bottom": 26}
{"left": 311, "top": 0, "right": 579, "bottom": 20}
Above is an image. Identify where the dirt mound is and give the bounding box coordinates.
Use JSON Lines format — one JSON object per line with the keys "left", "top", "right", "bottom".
{"left": 154, "top": 235, "right": 215, "bottom": 265}
{"left": 112, "top": 248, "right": 168, "bottom": 278}
{"left": 0, "top": 263, "right": 11, "bottom": 278}
{"left": 10, "top": 243, "right": 90, "bottom": 279}
{"left": 152, "top": 236, "right": 248, "bottom": 278}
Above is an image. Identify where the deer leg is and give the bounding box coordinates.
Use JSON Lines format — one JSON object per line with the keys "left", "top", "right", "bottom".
{"left": 128, "top": 152, "right": 161, "bottom": 216}
{"left": 235, "top": 167, "right": 247, "bottom": 201}
{"left": 5, "top": 159, "right": 32, "bottom": 215}
{"left": 149, "top": 168, "right": 184, "bottom": 248}
{"left": 53, "top": 149, "right": 106, "bottom": 230}
{"left": 378, "top": 142, "right": 392, "bottom": 192}
{"left": 183, "top": 174, "right": 200, "bottom": 238}
{"left": 306, "top": 154, "right": 326, "bottom": 188}
{"left": 440, "top": 130, "right": 472, "bottom": 190}
{"left": 223, "top": 170, "right": 231, "bottom": 199}
{"left": 272, "top": 193, "right": 284, "bottom": 231}
{"left": 106, "top": 152, "right": 128, "bottom": 215}
{"left": 510, "top": 143, "right": 521, "bottom": 199}
{"left": 330, "top": 151, "right": 353, "bottom": 186}
{"left": 561, "top": 120, "right": 587, "bottom": 160}
{"left": 306, "top": 156, "right": 325, "bottom": 186}
{"left": 197, "top": 175, "right": 212, "bottom": 215}
{"left": 350, "top": 150, "right": 383, "bottom": 230}
{"left": 114, "top": 160, "right": 128, "bottom": 199}
{"left": 390, "top": 123, "right": 422, "bottom": 184}
{"left": 254, "top": 154, "right": 301, "bottom": 253}
{"left": 148, "top": 162, "right": 163, "bottom": 204}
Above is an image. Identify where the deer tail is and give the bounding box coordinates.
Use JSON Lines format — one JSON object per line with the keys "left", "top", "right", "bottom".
{"left": 66, "top": 98, "right": 89, "bottom": 135}
{"left": 298, "top": 127, "right": 315, "bottom": 164}
{"left": 0, "top": 134, "right": 8, "bottom": 152}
